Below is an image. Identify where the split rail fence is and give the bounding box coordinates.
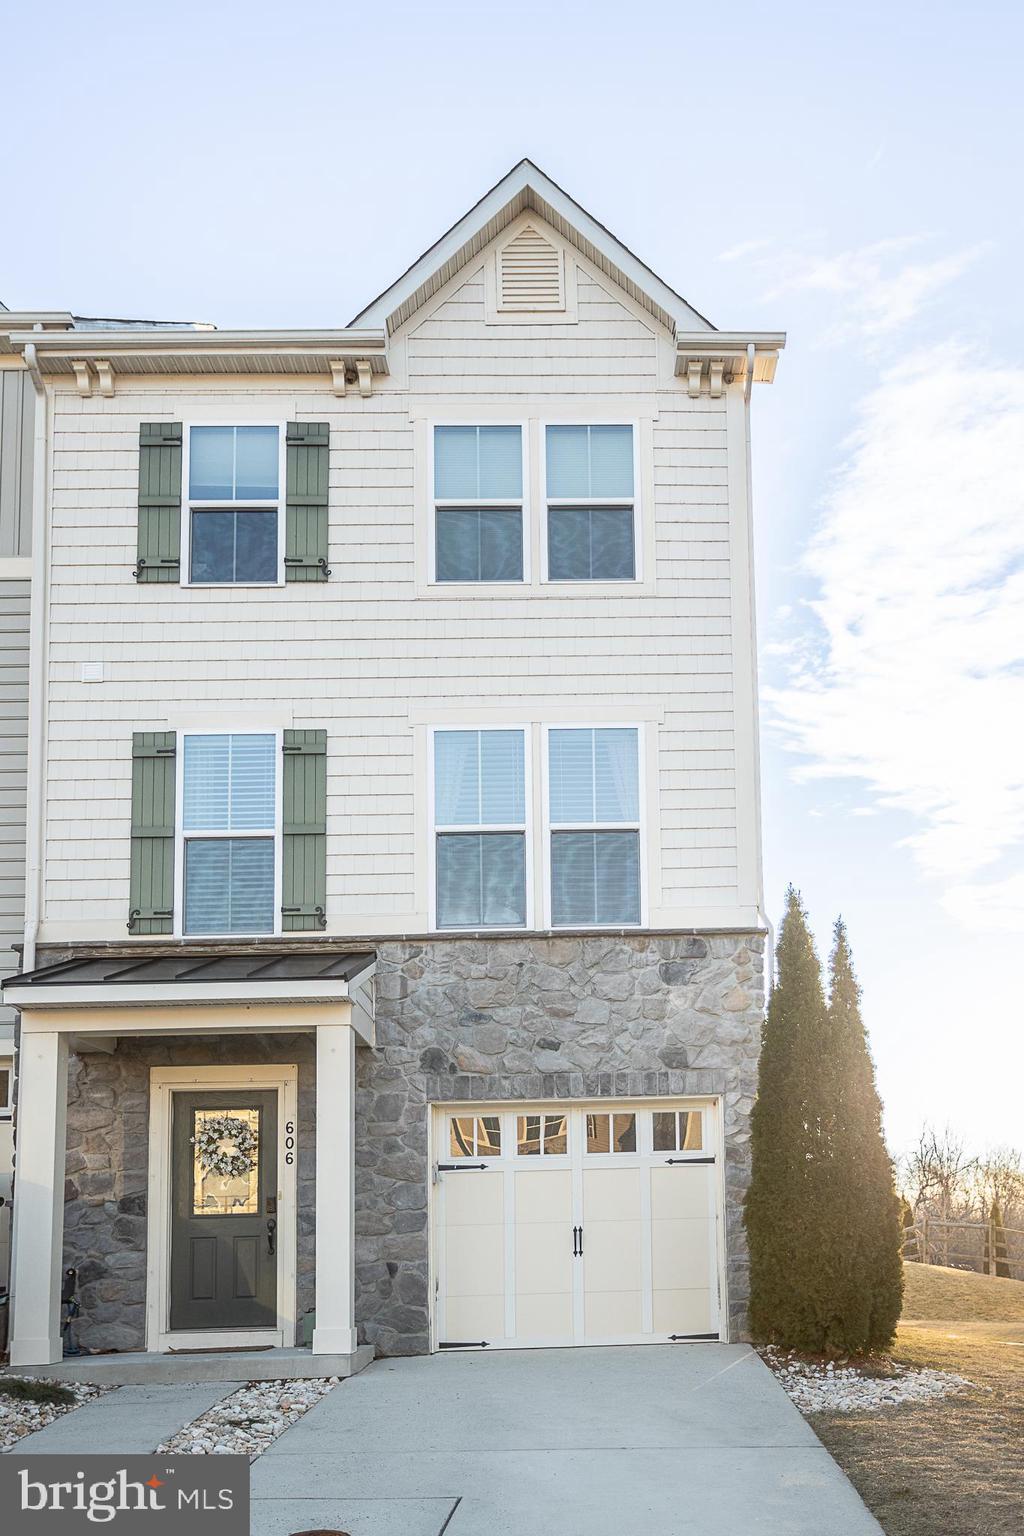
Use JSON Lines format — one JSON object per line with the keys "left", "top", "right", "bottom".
{"left": 903, "top": 1215, "right": 1024, "bottom": 1280}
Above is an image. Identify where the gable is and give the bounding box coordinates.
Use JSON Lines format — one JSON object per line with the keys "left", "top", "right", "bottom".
{"left": 351, "top": 160, "right": 714, "bottom": 338}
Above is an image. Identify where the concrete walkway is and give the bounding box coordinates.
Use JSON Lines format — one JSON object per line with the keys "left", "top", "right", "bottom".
{"left": 254, "top": 1344, "right": 883, "bottom": 1536}
{"left": 11, "top": 1384, "right": 231, "bottom": 1456}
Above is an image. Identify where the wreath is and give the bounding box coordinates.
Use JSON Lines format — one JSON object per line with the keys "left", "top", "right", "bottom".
{"left": 192, "top": 1114, "right": 259, "bottom": 1179}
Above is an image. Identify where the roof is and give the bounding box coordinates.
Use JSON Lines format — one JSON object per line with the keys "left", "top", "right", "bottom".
{"left": 350, "top": 158, "right": 717, "bottom": 338}
{"left": 11, "top": 950, "right": 375, "bottom": 988}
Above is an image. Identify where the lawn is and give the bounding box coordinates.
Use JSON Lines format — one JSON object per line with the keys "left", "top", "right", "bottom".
{"left": 809, "top": 1263, "right": 1024, "bottom": 1536}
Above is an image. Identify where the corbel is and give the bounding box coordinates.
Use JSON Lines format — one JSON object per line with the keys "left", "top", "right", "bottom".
{"left": 329, "top": 360, "right": 347, "bottom": 397}
{"left": 356, "top": 360, "right": 373, "bottom": 398}
{"left": 95, "top": 359, "right": 115, "bottom": 397}
{"left": 686, "top": 358, "right": 703, "bottom": 398}
{"left": 708, "top": 359, "right": 725, "bottom": 399}
{"left": 72, "top": 360, "right": 93, "bottom": 396}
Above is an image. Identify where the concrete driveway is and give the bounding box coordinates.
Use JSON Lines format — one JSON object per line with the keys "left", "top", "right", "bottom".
{"left": 254, "top": 1344, "right": 881, "bottom": 1536}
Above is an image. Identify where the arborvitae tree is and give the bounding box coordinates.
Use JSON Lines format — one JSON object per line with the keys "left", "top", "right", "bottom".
{"left": 745, "top": 891, "right": 904, "bottom": 1354}
{"left": 826, "top": 917, "right": 904, "bottom": 1350}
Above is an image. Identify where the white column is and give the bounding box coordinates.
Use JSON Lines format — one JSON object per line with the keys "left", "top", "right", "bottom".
{"left": 312, "top": 1020, "right": 357, "bottom": 1355}
{"left": 10, "top": 1030, "right": 69, "bottom": 1366}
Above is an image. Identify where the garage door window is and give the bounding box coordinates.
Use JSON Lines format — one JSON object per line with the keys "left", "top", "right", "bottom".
{"left": 516, "top": 1113, "right": 569, "bottom": 1156}
{"left": 449, "top": 1115, "right": 502, "bottom": 1159}
{"left": 586, "top": 1111, "right": 637, "bottom": 1154}
{"left": 652, "top": 1109, "right": 703, "bottom": 1153}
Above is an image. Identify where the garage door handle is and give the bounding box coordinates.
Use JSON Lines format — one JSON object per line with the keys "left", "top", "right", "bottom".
{"left": 572, "top": 1224, "right": 583, "bottom": 1257}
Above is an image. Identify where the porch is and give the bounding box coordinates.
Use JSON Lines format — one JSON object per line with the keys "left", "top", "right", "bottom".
{"left": 1, "top": 948, "right": 376, "bottom": 1370}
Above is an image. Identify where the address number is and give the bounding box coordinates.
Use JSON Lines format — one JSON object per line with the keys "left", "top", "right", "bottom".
{"left": 284, "top": 1120, "right": 296, "bottom": 1165}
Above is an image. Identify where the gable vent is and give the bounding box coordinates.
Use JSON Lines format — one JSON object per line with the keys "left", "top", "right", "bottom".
{"left": 497, "top": 225, "right": 564, "bottom": 312}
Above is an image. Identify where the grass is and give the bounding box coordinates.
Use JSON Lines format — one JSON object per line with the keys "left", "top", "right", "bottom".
{"left": 809, "top": 1263, "right": 1024, "bottom": 1536}
{"left": 0, "top": 1377, "right": 77, "bottom": 1407}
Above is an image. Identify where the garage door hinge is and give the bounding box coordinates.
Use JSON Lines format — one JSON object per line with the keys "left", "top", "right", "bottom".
{"left": 438, "top": 1340, "right": 490, "bottom": 1349}
{"left": 668, "top": 1333, "right": 719, "bottom": 1341}
{"left": 436, "top": 1162, "right": 488, "bottom": 1172}
{"left": 664, "top": 1156, "right": 716, "bottom": 1165}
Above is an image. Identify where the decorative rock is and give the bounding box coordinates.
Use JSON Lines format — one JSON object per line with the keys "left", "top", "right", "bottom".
{"left": 0, "top": 1379, "right": 110, "bottom": 1451}
{"left": 158, "top": 1378, "right": 338, "bottom": 1462}
{"left": 761, "top": 1347, "right": 972, "bottom": 1414}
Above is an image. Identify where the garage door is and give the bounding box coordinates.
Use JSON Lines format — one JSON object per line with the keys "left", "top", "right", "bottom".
{"left": 432, "top": 1101, "right": 721, "bottom": 1350}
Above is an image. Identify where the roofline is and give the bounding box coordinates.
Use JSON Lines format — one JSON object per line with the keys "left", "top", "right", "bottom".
{"left": 348, "top": 158, "right": 716, "bottom": 335}
{"left": 8, "top": 327, "right": 387, "bottom": 357}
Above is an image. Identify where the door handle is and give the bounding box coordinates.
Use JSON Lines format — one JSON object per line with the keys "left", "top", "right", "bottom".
{"left": 572, "top": 1224, "right": 583, "bottom": 1257}
{"left": 266, "top": 1218, "right": 277, "bottom": 1256}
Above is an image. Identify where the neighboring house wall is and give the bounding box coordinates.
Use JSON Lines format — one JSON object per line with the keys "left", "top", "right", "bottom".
{"left": 37, "top": 237, "right": 757, "bottom": 941}
{"left": 1, "top": 367, "right": 35, "bottom": 560}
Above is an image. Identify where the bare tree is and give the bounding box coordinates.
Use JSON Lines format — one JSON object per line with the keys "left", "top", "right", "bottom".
{"left": 900, "top": 1125, "right": 977, "bottom": 1263}
{"left": 975, "top": 1146, "right": 1024, "bottom": 1224}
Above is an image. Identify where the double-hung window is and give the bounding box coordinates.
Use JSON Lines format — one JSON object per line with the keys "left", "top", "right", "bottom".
{"left": 545, "top": 425, "right": 636, "bottom": 581}
{"left": 548, "top": 727, "right": 641, "bottom": 926}
{"left": 433, "top": 729, "right": 528, "bottom": 927}
{"left": 187, "top": 425, "right": 281, "bottom": 584}
{"left": 433, "top": 425, "right": 524, "bottom": 582}
{"left": 181, "top": 733, "right": 277, "bottom": 935}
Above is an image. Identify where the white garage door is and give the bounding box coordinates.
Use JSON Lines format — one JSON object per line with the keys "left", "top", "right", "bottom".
{"left": 432, "top": 1101, "right": 721, "bottom": 1350}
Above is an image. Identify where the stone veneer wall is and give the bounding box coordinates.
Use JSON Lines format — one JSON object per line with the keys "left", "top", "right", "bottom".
{"left": 59, "top": 932, "right": 763, "bottom": 1356}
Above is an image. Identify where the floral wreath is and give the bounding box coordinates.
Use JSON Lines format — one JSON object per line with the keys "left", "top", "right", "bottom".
{"left": 192, "top": 1114, "right": 259, "bottom": 1179}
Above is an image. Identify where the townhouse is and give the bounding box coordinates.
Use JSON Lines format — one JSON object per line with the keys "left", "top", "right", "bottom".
{"left": 1, "top": 163, "right": 782, "bottom": 1373}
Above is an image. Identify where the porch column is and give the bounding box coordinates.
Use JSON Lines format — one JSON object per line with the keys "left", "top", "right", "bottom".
{"left": 9, "top": 1030, "right": 69, "bottom": 1366}
{"left": 313, "top": 1020, "right": 357, "bottom": 1355}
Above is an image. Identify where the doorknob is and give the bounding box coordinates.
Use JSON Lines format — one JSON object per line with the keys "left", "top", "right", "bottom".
{"left": 266, "top": 1218, "right": 277, "bottom": 1256}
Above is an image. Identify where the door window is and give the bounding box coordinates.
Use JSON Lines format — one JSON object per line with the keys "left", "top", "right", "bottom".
{"left": 448, "top": 1114, "right": 502, "bottom": 1159}
{"left": 191, "top": 1106, "right": 260, "bottom": 1215}
{"left": 585, "top": 1111, "right": 637, "bottom": 1154}
{"left": 652, "top": 1108, "right": 703, "bottom": 1153}
{"left": 516, "top": 1112, "right": 569, "bottom": 1156}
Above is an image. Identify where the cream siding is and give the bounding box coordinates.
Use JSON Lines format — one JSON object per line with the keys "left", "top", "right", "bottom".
{"left": 37, "top": 239, "right": 759, "bottom": 940}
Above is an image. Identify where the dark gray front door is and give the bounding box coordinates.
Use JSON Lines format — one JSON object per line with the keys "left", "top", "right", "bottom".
{"left": 170, "top": 1090, "right": 278, "bottom": 1331}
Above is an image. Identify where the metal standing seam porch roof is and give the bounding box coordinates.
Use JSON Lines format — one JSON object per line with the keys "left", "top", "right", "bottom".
{"left": 1, "top": 950, "right": 377, "bottom": 1012}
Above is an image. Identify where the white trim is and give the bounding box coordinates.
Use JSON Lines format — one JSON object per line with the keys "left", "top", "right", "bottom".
{"left": 12, "top": 985, "right": 369, "bottom": 1014}
{"left": 0, "top": 555, "right": 32, "bottom": 579}
{"left": 181, "top": 422, "right": 286, "bottom": 589}
{"left": 726, "top": 386, "right": 766, "bottom": 922}
{"left": 427, "top": 724, "right": 534, "bottom": 933}
{"left": 145, "top": 1063, "right": 298, "bottom": 1355}
{"left": 173, "top": 726, "right": 283, "bottom": 940}
{"left": 540, "top": 722, "right": 649, "bottom": 930}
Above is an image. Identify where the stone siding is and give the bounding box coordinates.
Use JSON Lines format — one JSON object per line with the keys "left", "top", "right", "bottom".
{"left": 58, "top": 932, "right": 763, "bottom": 1356}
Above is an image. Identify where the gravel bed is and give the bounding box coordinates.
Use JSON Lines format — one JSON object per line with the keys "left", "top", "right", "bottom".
{"left": 762, "top": 1347, "right": 971, "bottom": 1413}
{"left": 0, "top": 1380, "right": 110, "bottom": 1451}
{"left": 157, "top": 1377, "right": 339, "bottom": 1460}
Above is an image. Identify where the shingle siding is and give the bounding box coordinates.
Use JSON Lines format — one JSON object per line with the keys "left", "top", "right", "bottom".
{"left": 38, "top": 245, "right": 754, "bottom": 939}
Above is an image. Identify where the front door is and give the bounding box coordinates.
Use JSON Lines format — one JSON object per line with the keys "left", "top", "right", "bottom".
{"left": 170, "top": 1090, "right": 278, "bottom": 1332}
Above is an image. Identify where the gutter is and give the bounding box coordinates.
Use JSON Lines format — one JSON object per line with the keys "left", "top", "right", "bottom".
{"left": 21, "top": 341, "right": 50, "bottom": 974}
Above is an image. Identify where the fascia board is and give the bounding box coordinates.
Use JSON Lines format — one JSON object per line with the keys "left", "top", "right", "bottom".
{"left": 2, "top": 979, "right": 364, "bottom": 1008}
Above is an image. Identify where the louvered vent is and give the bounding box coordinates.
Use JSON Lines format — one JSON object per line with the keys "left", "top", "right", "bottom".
{"left": 497, "top": 225, "right": 564, "bottom": 311}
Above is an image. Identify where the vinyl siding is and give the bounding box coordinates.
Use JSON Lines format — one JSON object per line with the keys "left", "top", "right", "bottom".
{"left": 37, "top": 241, "right": 756, "bottom": 938}
{"left": 0, "top": 368, "right": 35, "bottom": 558}
{"left": 1, "top": 581, "right": 29, "bottom": 1028}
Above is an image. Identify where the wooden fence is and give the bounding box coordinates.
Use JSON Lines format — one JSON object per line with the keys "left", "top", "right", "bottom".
{"left": 903, "top": 1214, "right": 1024, "bottom": 1280}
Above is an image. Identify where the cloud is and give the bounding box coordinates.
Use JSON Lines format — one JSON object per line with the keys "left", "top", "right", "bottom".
{"left": 766, "top": 345, "right": 1024, "bottom": 926}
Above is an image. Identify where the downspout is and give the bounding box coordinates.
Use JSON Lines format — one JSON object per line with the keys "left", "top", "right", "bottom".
{"left": 21, "top": 339, "right": 50, "bottom": 975}
{"left": 743, "top": 343, "right": 772, "bottom": 965}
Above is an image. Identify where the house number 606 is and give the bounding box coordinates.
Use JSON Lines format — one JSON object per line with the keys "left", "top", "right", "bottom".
{"left": 284, "top": 1121, "right": 295, "bottom": 1165}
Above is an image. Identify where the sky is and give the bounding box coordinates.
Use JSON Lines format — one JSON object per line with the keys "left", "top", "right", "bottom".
{"left": 5, "top": 0, "right": 1022, "bottom": 1157}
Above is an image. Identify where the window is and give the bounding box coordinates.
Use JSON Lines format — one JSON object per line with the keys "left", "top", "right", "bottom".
{"left": 516, "top": 1113, "right": 568, "bottom": 1156}
{"left": 433, "top": 425, "right": 524, "bottom": 582}
{"left": 0, "top": 1062, "right": 10, "bottom": 1116}
{"left": 187, "top": 425, "right": 280, "bottom": 583}
{"left": 433, "top": 729, "right": 527, "bottom": 928}
{"left": 545, "top": 425, "right": 636, "bottom": 581}
{"left": 653, "top": 1109, "right": 703, "bottom": 1153}
{"left": 449, "top": 1115, "right": 502, "bottom": 1159}
{"left": 586, "top": 1112, "right": 637, "bottom": 1154}
{"left": 181, "top": 733, "right": 277, "bottom": 935}
{"left": 548, "top": 727, "right": 641, "bottom": 926}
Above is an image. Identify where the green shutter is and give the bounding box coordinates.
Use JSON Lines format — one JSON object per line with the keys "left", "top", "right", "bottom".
{"left": 135, "top": 422, "right": 182, "bottom": 582}
{"left": 285, "top": 422, "right": 330, "bottom": 581}
{"left": 129, "top": 732, "right": 176, "bottom": 933}
{"left": 282, "top": 729, "right": 327, "bottom": 930}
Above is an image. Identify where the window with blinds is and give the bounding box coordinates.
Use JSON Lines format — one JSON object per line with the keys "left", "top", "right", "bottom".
{"left": 545, "top": 425, "right": 636, "bottom": 581}
{"left": 434, "top": 729, "right": 527, "bottom": 928}
{"left": 548, "top": 727, "right": 641, "bottom": 926}
{"left": 433, "top": 425, "right": 524, "bottom": 582}
{"left": 182, "top": 733, "right": 277, "bottom": 934}
{"left": 187, "top": 425, "right": 281, "bottom": 584}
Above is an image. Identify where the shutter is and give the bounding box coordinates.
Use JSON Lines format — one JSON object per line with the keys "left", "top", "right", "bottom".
{"left": 129, "top": 732, "right": 176, "bottom": 933}
{"left": 498, "top": 225, "right": 564, "bottom": 311}
{"left": 135, "top": 423, "right": 182, "bottom": 582}
{"left": 285, "top": 422, "right": 330, "bottom": 582}
{"left": 282, "top": 729, "right": 327, "bottom": 929}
